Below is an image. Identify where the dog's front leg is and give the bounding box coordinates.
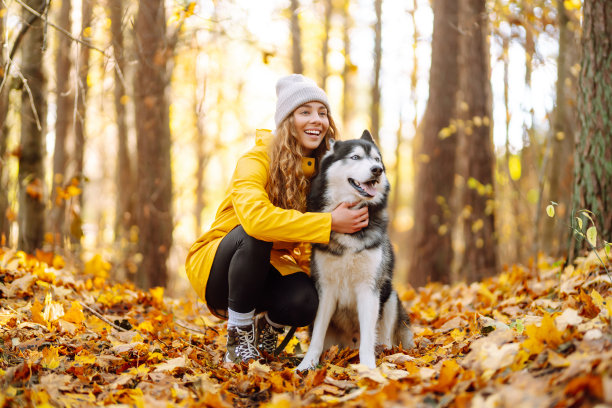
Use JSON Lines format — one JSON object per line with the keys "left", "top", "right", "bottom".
{"left": 357, "top": 285, "right": 379, "bottom": 368}
{"left": 296, "top": 288, "right": 335, "bottom": 372}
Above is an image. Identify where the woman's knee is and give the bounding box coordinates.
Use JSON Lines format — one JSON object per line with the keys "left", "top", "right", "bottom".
{"left": 233, "top": 225, "right": 273, "bottom": 255}
{"left": 282, "top": 279, "right": 319, "bottom": 326}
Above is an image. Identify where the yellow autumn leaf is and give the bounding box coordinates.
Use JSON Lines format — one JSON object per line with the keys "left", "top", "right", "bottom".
{"left": 590, "top": 290, "right": 604, "bottom": 309}
{"left": 586, "top": 226, "right": 597, "bottom": 247}
{"left": 74, "top": 353, "right": 97, "bottom": 365}
{"left": 84, "top": 254, "right": 111, "bottom": 279}
{"left": 52, "top": 254, "right": 65, "bottom": 269}
{"left": 508, "top": 155, "right": 521, "bottom": 181}
{"left": 31, "top": 300, "right": 47, "bottom": 325}
{"left": 137, "top": 320, "right": 155, "bottom": 333}
{"left": 66, "top": 185, "right": 82, "bottom": 197}
{"left": 546, "top": 204, "right": 555, "bottom": 218}
{"left": 41, "top": 346, "right": 63, "bottom": 370}
{"left": 150, "top": 287, "right": 164, "bottom": 306}
{"left": 128, "top": 364, "right": 150, "bottom": 376}
{"left": 63, "top": 301, "right": 85, "bottom": 325}
{"left": 43, "top": 292, "right": 65, "bottom": 322}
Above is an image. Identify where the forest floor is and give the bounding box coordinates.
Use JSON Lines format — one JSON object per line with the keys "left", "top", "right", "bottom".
{"left": 0, "top": 248, "right": 611, "bottom": 407}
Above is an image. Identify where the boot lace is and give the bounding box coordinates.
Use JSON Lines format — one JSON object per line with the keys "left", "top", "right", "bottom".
{"left": 257, "top": 316, "right": 284, "bottom": 355}
{"left": 234, "top": 325, "right": 260, "bottom": 362}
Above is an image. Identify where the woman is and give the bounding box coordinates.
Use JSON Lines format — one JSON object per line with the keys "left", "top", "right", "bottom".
{"left": 185, "top": 74, "right": 369, "bottom": 364}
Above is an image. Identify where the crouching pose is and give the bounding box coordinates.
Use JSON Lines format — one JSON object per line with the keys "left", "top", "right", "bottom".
{"left": 185, "top": 74, "right": 369, "bottom": 363}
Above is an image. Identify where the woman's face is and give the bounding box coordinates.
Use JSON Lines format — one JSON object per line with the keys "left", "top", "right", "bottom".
{"left": 292, "top": 102, "right": 330, "bottom": 155}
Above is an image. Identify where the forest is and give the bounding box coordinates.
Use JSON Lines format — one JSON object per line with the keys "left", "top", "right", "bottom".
{"left": 0, "top": 0, "right": 611, "bottom": 406}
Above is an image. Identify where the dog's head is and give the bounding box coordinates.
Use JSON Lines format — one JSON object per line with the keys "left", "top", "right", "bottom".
{"left": 317, "top": 130, "right": 389, "bottom": 207}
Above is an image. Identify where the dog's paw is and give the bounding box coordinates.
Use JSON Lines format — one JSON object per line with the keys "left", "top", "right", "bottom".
{"left": 359, "top": 354, "right": 376, "bottom": 369}
{"left": 295, "top": 358, "right": 317, "bottom": 372}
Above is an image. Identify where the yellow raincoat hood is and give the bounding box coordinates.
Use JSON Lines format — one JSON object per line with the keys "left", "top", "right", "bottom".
{"left": 185, "top": 129, "right": 331, "bottom": 312}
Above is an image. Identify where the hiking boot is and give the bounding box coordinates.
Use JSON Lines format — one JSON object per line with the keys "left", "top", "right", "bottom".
{"left": 255, "top": 314, "right": 285, "bottom": 356}
{"left": 224, "top": 323, "right": 261, "bottom": 364}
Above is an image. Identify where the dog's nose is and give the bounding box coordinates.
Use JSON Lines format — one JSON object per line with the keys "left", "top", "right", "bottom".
{"left": 371, "top": 166, "right": 383, "bottom": 176}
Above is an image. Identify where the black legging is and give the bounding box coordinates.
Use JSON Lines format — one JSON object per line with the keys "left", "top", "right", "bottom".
{"left": 205, "top": 225, "right": 319, "bottom": 327}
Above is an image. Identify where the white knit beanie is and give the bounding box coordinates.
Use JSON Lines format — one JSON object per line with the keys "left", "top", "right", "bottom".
{"left": 274, "top": 74, "right": 330, "bottom": 128}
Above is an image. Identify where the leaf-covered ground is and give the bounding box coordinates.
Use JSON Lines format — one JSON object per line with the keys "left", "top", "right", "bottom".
{"left": 0, "top": 248, "right": 611, "bottom": 407}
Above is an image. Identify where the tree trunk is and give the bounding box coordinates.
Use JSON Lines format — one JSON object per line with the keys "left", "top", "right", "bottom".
{"left": 341, "top": 0, "right": 353, "bottom": 132}
{"left": 109, "top": 0, "right": 135, "bottom": 244}
{"left": 50, "top": 0, "right": 73, "bottom": 248}
{"left": 574, "top": 0, "right": 612, "bottom": 246}
{"left": 540, "top": 0, "right": 578, "bottom": 257}
{"left": 409, "top": 0, "right": 459, "bottom": 287}
{"left": 370, "top": 0, "right": 382, "bottom": 143}
{"left": 320, "top": 0, "right": 332, "bottom": 90}
{"left": 457, "top": 0, "right": 498, "bottom": 282}
{"left": 0, "top": 3, "right": 10, "bottom": 244}
{"left": 290, "top": 0, "right": 303, "bottom": 74}
{"left": 18, "top": 0, "right": 47, "bottom": 253}
{"left": 70, "top": 0, "right": 92, "bottom": 247}
{"left": 134, "top": 0, "right": 173, "bottom": 288}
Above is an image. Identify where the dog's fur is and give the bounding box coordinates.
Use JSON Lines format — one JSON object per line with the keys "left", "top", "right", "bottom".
{"left": 296, "top": 130, "right": 412, "bottom": 371}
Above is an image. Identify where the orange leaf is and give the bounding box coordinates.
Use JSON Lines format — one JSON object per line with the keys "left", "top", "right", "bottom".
{"left": 63, "top": 302, "right": 84, "bottom": 325}
{"left": 31, "top": 300, "right": 46, "bottom": 325}
{"left": 429, "top": 359, "right": 462, "bottom": 393}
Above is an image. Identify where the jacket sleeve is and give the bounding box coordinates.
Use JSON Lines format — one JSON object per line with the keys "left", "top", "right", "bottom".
{"left": 230, "top": 152, "right": 331, "bottom": 244}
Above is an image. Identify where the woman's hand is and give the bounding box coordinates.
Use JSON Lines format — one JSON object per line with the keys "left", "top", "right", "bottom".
{"left": 331, "top": 202, "right": 369, "bottom": 233}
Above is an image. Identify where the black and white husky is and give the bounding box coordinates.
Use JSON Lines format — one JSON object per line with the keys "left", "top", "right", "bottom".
{"left": 296, "top": 130, "right": 413, "bottom": 371}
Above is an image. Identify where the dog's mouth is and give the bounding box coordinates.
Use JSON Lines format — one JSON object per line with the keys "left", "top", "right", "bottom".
{"left": 348, "top": 178, "right": 379, "bottom": 198}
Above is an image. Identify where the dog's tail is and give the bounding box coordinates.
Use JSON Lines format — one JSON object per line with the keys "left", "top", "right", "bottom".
{"left": 393, "top": 294, "right": 414, "bottom": 349}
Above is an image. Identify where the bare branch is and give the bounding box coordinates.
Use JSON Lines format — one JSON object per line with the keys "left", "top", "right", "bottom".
{"left": 13, "top": 0, "right": 106, "bottom": 54}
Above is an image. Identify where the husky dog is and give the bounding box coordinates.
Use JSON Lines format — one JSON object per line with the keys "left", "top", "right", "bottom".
{"left": 296, "top": 130, "right": 412, "bottom": 371}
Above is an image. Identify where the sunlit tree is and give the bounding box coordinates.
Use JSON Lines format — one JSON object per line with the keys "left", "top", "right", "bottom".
{"left": 574, "top": 0, "right": 612, "bottom": 245}
{"left": 410, "top": 0, "right": 460, "bottom": 287}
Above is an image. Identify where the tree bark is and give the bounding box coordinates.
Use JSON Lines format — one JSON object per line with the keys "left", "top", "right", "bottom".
{"left": 134, "top": 0, "right": 173, "bottom": 288}
{"left": 341, "top": 0, "right": 353, "bottom": 132}
{"left": 320, "top": 0, "right": 332, "bottom": 90}
{"left": 18, "top": 0, "right": 47, "bottom": 253}
{"left": 409, "top": 0, "right": 459, "bottom": 287}
{"left": 540, "top": 0, "right": 578, "bottom": 257}
{"left": 70, "top": 0, "right": 92, "bottom": 247}
{"left": 290, "top": 0, "right": 303, "bottom": 74}
{"left": 370, "top": 0, "right": 382, "bottom": 142}
{"left": 50, "top": 0, "right": 73, "bottom": 248}
{"left": 574, "top": 0, "right": 612, "bottom": 246}
{"left": 0, "top": 3, "right": 10, "bottom": 243}
{"left": 109, "top": 0, "right": 135, "bottom": 244}
{"left": 457, "top": 0, "right": 498, "bottom": 282}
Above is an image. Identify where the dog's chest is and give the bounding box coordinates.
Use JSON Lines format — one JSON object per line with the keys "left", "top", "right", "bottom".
{"left": 313, "top": 247, "right": 382, "bottom": 304}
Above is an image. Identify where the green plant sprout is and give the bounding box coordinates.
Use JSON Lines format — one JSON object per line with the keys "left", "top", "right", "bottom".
{"left": 546, "top": 202, "right": 611, "bottom": 283}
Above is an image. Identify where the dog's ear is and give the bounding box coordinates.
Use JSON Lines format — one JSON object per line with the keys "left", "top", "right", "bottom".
{"left": 326, "top": 138, "right": 336, "bottom": 153}
{"left": 361, "top": 130, "right": 375, "bottom": 144}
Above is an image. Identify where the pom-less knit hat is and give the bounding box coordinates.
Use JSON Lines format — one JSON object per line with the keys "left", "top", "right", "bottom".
{"left": 274, "top": 74, "right": 330, "bottom": 128}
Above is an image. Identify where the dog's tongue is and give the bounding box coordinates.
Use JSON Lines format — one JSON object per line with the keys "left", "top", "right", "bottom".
{"left": 362, "top": 182, "right": 377, "bottom": 197}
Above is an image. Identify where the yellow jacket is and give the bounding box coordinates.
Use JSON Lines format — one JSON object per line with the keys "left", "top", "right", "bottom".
{"left": 185, "top": 129, "right": 332, "bottom": 310}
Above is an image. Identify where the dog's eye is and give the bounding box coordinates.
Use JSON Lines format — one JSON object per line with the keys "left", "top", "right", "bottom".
{"left": 350, "top": 155, "right": 360, "bottom": 160}
{"left": 374, "top": 157, "right": 381, "bottom": 162}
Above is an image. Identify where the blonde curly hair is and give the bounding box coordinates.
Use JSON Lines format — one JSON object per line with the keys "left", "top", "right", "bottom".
{"left": 267, "top": 114, "right": 338, "bottom": 212}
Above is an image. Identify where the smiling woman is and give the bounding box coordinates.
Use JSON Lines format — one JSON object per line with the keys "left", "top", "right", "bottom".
{"left": 292, "top": 102, "right": 330, "bottom": 155}
{"left": 185, "top": 74, "right": 369, "bottom": 365}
